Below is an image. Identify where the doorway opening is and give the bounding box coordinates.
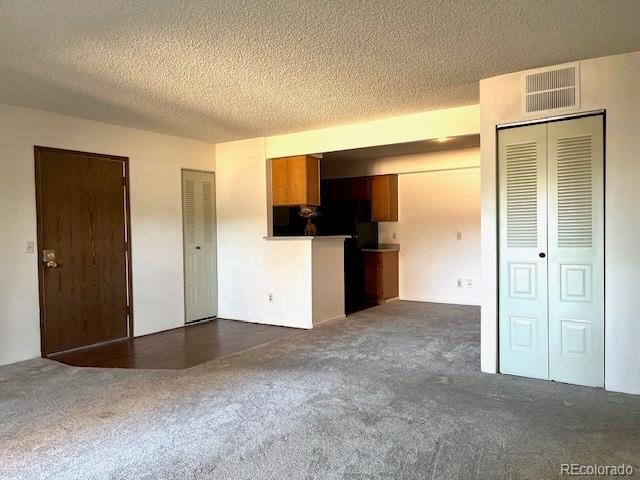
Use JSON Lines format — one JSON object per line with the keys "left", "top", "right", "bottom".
{"left": 271, "top": 135, "right": 481, "bottom": 315}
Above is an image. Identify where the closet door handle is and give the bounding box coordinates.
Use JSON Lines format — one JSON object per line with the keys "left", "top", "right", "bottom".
{"left": 539, "top": 252, "right": 546, "bottom": 258}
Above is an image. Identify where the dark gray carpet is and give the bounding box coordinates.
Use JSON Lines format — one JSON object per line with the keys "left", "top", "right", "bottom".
{"left": 1, "top": 301, "right": 639, "bottom": 479}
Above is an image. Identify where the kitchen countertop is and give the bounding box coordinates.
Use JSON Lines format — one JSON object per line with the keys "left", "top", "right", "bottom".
{"left": 263, "top": 235, "right": 352, "bottom": 241}
{"left": 361, "top": 244, "right": 400, "bottom": 252}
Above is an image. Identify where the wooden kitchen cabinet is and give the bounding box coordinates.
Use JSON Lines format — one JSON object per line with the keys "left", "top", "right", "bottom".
{"left": 322, "top": 178, "right": 350, "bottom": 203}
{"left": 271, "top": 155, "right": 320, "bottom": 206}
{"left": 369, "top": 174, "right": 398, "bottom": 221}
{"left": 363, "top": 250, "right": 399, "bottom": 304}
{"left": 321, "top": 174, "right": 397, "bottom": 221}
{"left": 322, "top": 176, "right": 370, "bottom": 204}
{"left": 349, "top": 176, "right": 371, "bottom": 201}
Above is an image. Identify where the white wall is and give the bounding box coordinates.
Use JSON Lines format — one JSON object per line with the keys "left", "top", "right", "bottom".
{"left": 480, "top": 51, "right": 640, "bottom": 394}
{"left": 312, "top": 239, "right": 346, "bottom": 324}
{"left": 266, "top": 105, "right": 480, "bottom": 158}
{"left": 0, "top": 104, "right": 214, "bottom": 366}
{"left": 324, "top": 147, "right": 481, "bottom": 306}
{"left": 379, "top": 168, "right": 481, "bottom": 305}
{"left": 215, "top": 138, "right": 314, "bottom": 329}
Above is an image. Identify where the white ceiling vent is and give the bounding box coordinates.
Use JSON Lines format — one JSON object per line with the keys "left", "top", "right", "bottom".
{"left": 522, "top": 63, "right": 580, "bottom": 116}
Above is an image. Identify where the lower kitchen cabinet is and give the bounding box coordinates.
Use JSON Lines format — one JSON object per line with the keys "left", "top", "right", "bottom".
{"left": 363, "top": 250, "right": 399, "bottom": 304}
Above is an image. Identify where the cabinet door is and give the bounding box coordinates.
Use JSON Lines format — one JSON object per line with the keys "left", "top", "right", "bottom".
{"left": 304, "top": 156, "right": 320, "bottom": 205}
{"left": 324, "top": 178, "right": 351, "bottom": 203}
{"left": 363, "top": 254, "right": 383, "bottom": 301}
{"left": 547, "top": 116, "right": 604, "bottom": 387}
{"left": 350, "top": 177, "right": 370, "bottom": 201}
{"left": 498, "top": 124, "right": 549, "bottom": 380}
{"left": 271, "top": 156, "right": 320, "bottom": 206}
{"left": 370, "top": 175, "right": 398, "bottom": 221}
{"left": 382, "top": 251, "right": 399, "bottom": 300}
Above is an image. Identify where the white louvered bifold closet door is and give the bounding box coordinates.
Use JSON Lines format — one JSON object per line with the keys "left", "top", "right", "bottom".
{"left": 498, "top": 123, "right": 550, "bottom": 380}
{"left": 499, "top": 115, "right": 604, "bottom": 387}
{"left": 182, "top": 170, "right": 218, "bottom": 323}
{"left": 547, "top": 116, "right": 604, "bottom": 387}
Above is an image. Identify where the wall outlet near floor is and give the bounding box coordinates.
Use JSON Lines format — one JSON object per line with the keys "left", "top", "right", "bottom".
{"left": 466, "top": 279, "right": 473, "bottom": 288}
{"left": 268, "top": 293, "right": 273, "bottom": 303}
{"left": 457, "top": 279, "right": 463, "bottom": 288}
{"left": 26, "top": 241, "right": 35, "bottom": 254}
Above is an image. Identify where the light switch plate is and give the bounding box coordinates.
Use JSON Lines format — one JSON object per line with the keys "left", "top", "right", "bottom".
{"left": 26, "top": 241, "right": 35, "bottom": 254}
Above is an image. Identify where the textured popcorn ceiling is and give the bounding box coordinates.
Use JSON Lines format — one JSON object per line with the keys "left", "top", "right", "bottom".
{"left": 1, "top": 1, "right": 640, "bottom": 143}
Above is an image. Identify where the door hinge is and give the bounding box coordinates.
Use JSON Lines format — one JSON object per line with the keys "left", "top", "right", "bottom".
{"left": 122, "top": 176, "right": 127, "bottom": 186}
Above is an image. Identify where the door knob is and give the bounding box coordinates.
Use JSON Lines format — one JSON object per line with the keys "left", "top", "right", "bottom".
{"left": 43, "top": 249, "right": 59, "bottom": 268}
{"left": 539, "top": 252, "right": 546, "bottom": 258}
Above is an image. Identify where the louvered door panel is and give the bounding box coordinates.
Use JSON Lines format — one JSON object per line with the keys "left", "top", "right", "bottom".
{"left": 498, "top": 124, "right": 549, "bottom": 380}
{"left": 183, "top": 180, "right": 196, "bottom": 243}
{"left": 548, "top": 116, "right": 604, "bottom": 387}
{"left": 556, "top": 135, "right": 593, "bottom": 248}
{"left": 505, "top": 141, "right": 538, "bottom": 248}
{"left": 202, "top": 181, "right": 214, "bottom": 243}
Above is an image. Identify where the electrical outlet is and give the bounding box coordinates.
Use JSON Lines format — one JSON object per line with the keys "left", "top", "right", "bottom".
{"left": 26, "top": 241, "right": 35, "bottom": 254}
{"left": 467, "top": 279, "right": 473, "bottom": 288}
{"left": 268, "top": 293, "right": 273, "bottom": 303}
{"left": 456, "top": 232, "right": 462, "bottom": 240}
{"left": 457, "top": 279, "right": 463, "bottom": 288}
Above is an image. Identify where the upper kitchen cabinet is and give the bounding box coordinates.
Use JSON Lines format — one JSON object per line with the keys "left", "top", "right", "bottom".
{"left": 349, "top": 176, "right": 371, "bottom": 202}
{"left": 321, "top": 177, "right": 351, "bottom": 204}
{"left": 271, "top": 155, "right": 320, "bottom": 206}
{"left": 322, "top": 176, "right": 370, "bottom": 204}
{"left": 370, "top": 174, "right": 398, "bottom": 221}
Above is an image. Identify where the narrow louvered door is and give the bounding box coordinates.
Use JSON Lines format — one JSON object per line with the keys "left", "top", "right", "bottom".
{"left": 182, "top": 170, "right": 218, "bottom": 323}
{"left": 547, "top": 116, "right": 604, "bottom": 386}
{"left": 498, "top": 124, "right": 549, "bottom": 380}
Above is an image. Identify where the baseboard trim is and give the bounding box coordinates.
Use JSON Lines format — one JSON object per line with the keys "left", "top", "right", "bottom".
{"left": 313, "top": 314, "right": 347, "bottom": 327}
{"left": 399, "top": 297, "right": 480, "bottom": 307}
{"left": 215, "top": 315, "right": 311, "bottom": 330}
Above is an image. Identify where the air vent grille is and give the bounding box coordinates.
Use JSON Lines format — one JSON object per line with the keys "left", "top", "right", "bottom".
{"left": 524, "top": 64, "right": 579, "bottom": 114}
{"left": 557, "top": 135, "right": 593, "bottom": 248}
{"left": 506, "top": 141, "right": 538, "bottom": 248}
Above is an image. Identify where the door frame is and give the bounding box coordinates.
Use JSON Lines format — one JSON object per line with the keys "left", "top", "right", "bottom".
{"left": 34, "top": 146, "right": 134, "bottom": 356}
{"left": 180, "top": 168, "right": 217, "bottom": 325}
{"left": 495, "top": 110, "right": 606, "bottom": 379}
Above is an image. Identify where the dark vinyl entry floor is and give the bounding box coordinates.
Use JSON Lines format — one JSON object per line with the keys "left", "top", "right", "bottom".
{"left": 50, "top": 319, "right": 298, "bottom": 369}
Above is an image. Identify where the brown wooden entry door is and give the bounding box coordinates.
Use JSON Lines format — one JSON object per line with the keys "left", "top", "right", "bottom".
{"left": 35, "top": 147, "right": 132, "bottom": 355}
